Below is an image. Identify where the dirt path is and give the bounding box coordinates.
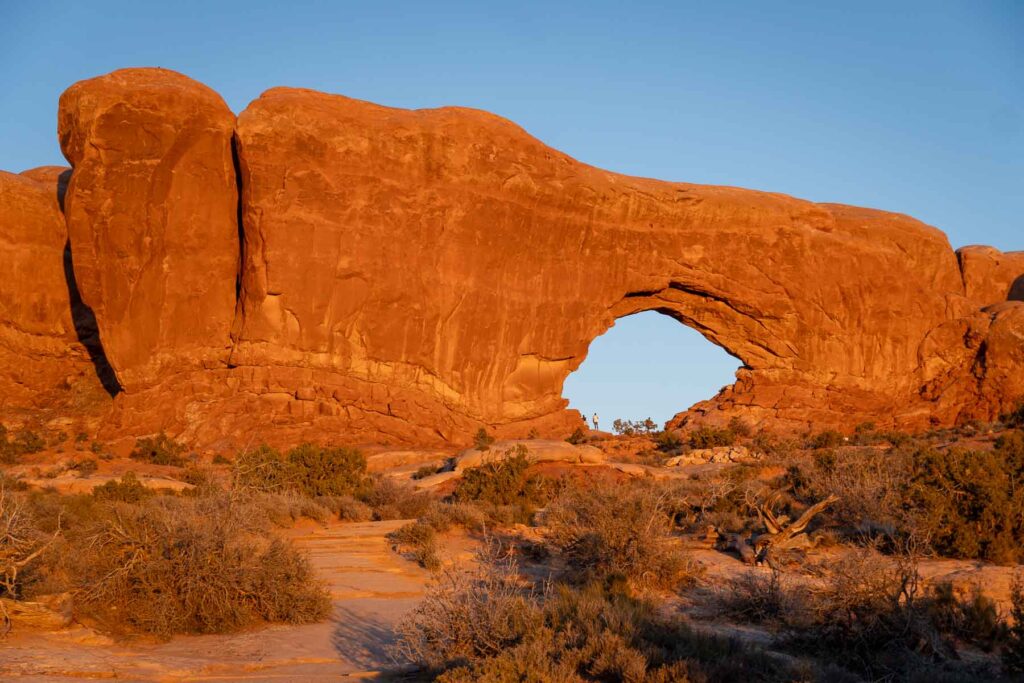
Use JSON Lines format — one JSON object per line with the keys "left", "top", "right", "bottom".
{"left": 1, "top": 520, "right": 430, "bottom": 681}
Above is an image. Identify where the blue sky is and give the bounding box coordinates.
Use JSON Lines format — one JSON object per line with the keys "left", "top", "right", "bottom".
{"left": 2, "top": 1, "right": 1020, "bottom": 426}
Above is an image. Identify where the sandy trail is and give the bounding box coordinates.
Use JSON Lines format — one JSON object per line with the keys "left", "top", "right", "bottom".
{"left": 1, "top": 520, "right": 429, "bottom": 681}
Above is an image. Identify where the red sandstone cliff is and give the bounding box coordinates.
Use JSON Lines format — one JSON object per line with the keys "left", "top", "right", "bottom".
{"left": 0, "top": 68, "right": 1019, "bottom": 446}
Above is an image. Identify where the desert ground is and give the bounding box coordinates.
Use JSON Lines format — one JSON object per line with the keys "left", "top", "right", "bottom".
{"left": 4, "top": 414, "right": 1024, "bottom": 681}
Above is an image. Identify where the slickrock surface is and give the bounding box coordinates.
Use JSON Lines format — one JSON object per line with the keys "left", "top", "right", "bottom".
{"left": 0, "top": 67, "right": 1020, "bottom": 446}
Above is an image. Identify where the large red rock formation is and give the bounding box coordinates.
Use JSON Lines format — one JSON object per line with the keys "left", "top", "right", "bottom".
{"left": 1, "top": 67, "right": 1019, "bottom": 446}
{"left": 225, "top": 86, "right": 988, "bottom": 441}
{"left": 57, "top": 68, "right": 239, "bottom": 391}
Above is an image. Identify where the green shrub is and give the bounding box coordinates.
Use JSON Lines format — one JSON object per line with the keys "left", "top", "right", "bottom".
{"left": 232, "top": 443, "right": 369, "bottom": 499}
{"left": 904, "top": 433, "right": 1024, "bottom": 564}
{"left": 232, "top": 444, "right": 294, "bottom": 493}
{"left": 92, "top": 472, "right": 153, "bottom": 503}
{"left": 130, "top": 432, "right": 187, "bottom": 467}
{"left": 929, "top": 582, "right": 1006, "bottom": 652}
{"left": 285, "top": 443, "right": 368, "bottom": 498}
{"left": 688, "top": 425, "right": 735, "bottom": 449}
{"left": 452, "top": 446, "right": 550, "bottom": 523}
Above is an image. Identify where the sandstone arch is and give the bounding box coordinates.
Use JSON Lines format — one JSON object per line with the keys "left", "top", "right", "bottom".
{"left": 1, "top": 68, "right": 1020, "bottom": 446}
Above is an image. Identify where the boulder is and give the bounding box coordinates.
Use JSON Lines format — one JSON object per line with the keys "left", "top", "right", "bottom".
{"left": 957, "top": 245, "right": 1024, "bottom": 306}
{"left": 453, "top": 440, "right": 606, "bottom": 471}
{"left": 665, "top": 445, "right": 756, "bottom": 466}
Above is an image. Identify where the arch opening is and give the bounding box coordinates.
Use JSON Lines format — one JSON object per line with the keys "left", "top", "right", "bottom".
{"left": 563, "top": 310, "right": 742, "bottom": 431}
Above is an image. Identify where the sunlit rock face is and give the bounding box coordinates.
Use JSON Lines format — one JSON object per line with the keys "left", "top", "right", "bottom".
{"left": 58, "top": 68, "right": 239, "bottom": 392}
{"left": 1, "top": 67, "right": 1019, "bottom": 446}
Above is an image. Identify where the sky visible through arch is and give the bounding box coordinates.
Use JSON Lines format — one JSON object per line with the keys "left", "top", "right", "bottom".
{"left": 1, "top": 1, "right": 1019, "bottom": 426}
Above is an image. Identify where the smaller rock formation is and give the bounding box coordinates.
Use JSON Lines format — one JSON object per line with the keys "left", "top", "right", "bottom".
{"left": 58, "top": 68, "right": 239, "bottom": 391}
{"left": 0, "top": 170, "right": 111, "bottom": 417}
{"left": 957, "top": 246, "right": 1024, "bottom": 306}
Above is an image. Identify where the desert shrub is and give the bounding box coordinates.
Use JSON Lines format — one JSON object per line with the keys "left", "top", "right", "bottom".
{"left": 246, "top": 491, "right": 333, "bottom": 526}
{"left": 388, "top": 521, "right": 443, "bottom": 571}
{"left": 92, "top": 472, "right": 154, "bottom": 503}
{"left": 751, "top": 430, "right": 799, "bottom": 460}
{"left": 806, "top": 429, "right": 845, "bottom": 450}
{"left": 130, "top": 432, "right": 187, "bottom": 467}
{"left": 1005, "top": 402, "right": 1024, "bottom": 429}
{"left": 71, "top": 496, "right": 330, "bottom": 637}
{"left": 688, "top": 425, "right": 735, "bottom": 449}
{"left": 718, "top": 568, "right": 814, "bottom": 626}
{"left": 785, "top": 446, "right": 911, "bottom": 539}
{"left": 393, "top": 546, "right": 794, "bottom": 682}
{"left": 473, "top": 428, "right": 495, "bottom": 451}
{"left": 654, "top": 429, "right": 685, "bottom": 453}
{"left": 285, "top": 443, "right": 369, "bottom": 498}
{"left": 728, "top": 416, "right": 753, "bottom": 438}
{"left": 451, "top": 446, "right": 551, "bottom": 524}
{"left": 904, "top": 435, "right": 1024, "bottom": 563}
{"left": 212, "top": 453, "right": 231, "bottom": 465}
{"left": 232, "top": 443, "right": 369, "bottom": 499}
{"left": 779, "top": 550, "right": 951, "bottom": 679}
{"left": 331, "top": 494, "right": 374, "bottom": 522}
{"left": 0, "top": 487, "right": 59, "bottom": 599}
{"left": 1003, "top": 574, "right": 1024, "bottom": 675}
{"left": 544, "top": 480, "right": 701, "bottom": 590}
{"left": 612, "top": 418, "right": 657, "bottom": 436}
{"left": 421, "top": 502, "right": 487, "bottom": 534}
{"left": 72, "top": 458, "right": 98, "bottom": 477}
{"left": 413, "top": 464, "right": 442, "bottom": 480}
{"left": 363, "top": 476, "right": 433, "bottom": 520}
{"left": 565, "top": 427, "right": 587, "bottom": 445}
{"left": 392, "top": 544, "right": 542, "bottom": 668}
{"left": 232, "top": 444, "right": 294, "bottom": 492}
{"left": 929, "top": 582, "right": 1006, "bottom": 652}
{"left": 0, "top": 426, "right": 46, "bottom": 464}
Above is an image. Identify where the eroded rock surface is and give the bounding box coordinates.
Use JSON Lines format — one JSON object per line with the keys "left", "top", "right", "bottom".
{"left": 57, "top": 68, "right": 239, "bottom": 391}
{"left": 0, "top": 170, "right": 112, "bottom": 417}
{"left": 1, "top": 68, "right": 1020, "bottom": 446}
{"left": 957, "top": 245, "right": 1024, "bottom": 306}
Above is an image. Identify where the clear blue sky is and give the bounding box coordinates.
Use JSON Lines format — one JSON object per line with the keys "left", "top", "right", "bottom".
{"left": 2, "top": 1, "right": 1020, "bottom": 426}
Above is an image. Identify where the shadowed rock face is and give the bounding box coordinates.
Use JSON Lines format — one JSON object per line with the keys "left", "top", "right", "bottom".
{"left": 1, "top": 68, "right": 1020, "bottom": 446}
{"left": 0, "top": 169, "right": 113, "bottom": 417}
